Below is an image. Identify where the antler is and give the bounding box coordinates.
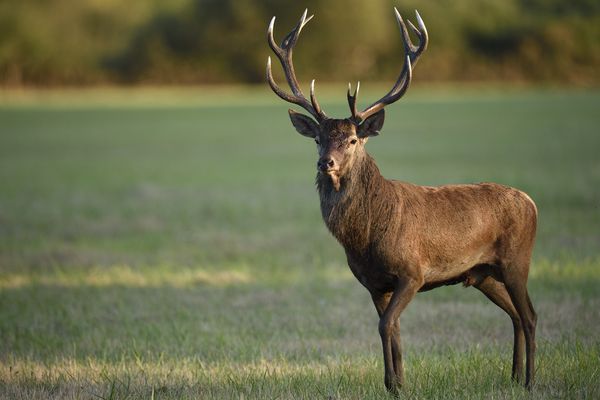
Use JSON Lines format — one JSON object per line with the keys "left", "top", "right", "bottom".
{"left": 348, "top": 9, "right": 428, "bottom": 123}
{"left": 266, "top": 9, "right": 327, "bottom": 122}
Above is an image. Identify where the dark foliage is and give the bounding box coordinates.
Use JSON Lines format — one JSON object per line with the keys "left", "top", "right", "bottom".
{"left": 1, "top": 0, "right": 599, "bottom": 85}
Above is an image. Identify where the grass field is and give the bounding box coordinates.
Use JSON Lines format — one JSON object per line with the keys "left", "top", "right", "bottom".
{"left": 1, "top": 87, "right": 599, "bottom": 399}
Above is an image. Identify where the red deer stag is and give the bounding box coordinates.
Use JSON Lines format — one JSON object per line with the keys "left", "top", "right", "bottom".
{"left": 266, "top": 8, "right": 538, "bottom": 394}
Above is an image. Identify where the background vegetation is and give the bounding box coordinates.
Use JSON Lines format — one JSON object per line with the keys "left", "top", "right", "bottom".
{"left": 1, "top": 88, "right": 599, "bottom": 398}
{"left": 1, "top": 0, "right": 599, "bottom": 86}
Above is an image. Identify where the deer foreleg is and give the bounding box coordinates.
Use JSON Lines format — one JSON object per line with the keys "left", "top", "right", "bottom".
{"left": 372, "top": 292, "right": 404, "bottom": 384}
{"left": 377, "top": 277, "right": 420, "bottom": 394}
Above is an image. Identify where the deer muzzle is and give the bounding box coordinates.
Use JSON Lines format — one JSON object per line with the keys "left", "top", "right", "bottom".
{"left": 317, "top": 156, "right": 337, "bottom": 173}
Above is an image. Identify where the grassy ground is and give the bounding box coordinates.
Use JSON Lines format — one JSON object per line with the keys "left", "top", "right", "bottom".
{"left": 0, "top": 87, "right": 599, "bottom": 399}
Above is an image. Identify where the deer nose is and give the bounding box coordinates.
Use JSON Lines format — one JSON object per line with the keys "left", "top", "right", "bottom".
{"left": 318, "top": 157, "right": 336, "bottom": 172}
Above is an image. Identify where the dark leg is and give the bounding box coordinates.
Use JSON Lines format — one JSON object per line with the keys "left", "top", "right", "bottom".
{"left": 371, "top": 293, "right": 403, "bottom": 384}
{"left": 527, "top": 293, "right": 538, "bottom": 327}
{"left": 475, "top": 276, "right": 525, "bottom": 382}
{"left": 503, "top": 271, "right": 537, "bottom": 389}
{"left": 375, "top": 278, "right": 420, "bottom": 394}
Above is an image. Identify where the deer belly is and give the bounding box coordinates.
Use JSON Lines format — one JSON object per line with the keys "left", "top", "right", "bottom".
{"left": 421, "top": 246, "right": 491, "bottom": 285}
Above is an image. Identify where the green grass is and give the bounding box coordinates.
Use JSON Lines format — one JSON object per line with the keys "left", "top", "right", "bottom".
{"left": 1, "top": 87, "right": 599, "bottom": 399}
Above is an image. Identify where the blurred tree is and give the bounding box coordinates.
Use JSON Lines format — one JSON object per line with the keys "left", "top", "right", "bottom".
{"left": 0, "top": 0, "right": 186, "bottom": 85}
{"left": 0, "top": 0, "right": 599, "bottom": 86}
{"left": 107, "top": 0, "right": 394, "bottom": 84}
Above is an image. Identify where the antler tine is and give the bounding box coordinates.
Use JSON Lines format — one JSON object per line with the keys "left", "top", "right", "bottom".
{"left": 282, "top": 9, "right": 313, "bottom": 49}
{"left": 398, "top": 9, "right": 428, "bottom": 65}
{"left": 413, "top": 10, "right": 429, "bottom": 56}
{"left": 349, "top": 9, "right": 427, "bottom": 123}
{"left": 266, "top": 10, "right": 326, "bottom": 121}
{"left": 267, "top": 17, "right": 283, "bottom": 58}
{"left": 310, "top": 79, "right": 324, "bottom": 117}
{"left": 347, "top": 82, "right": 360, "bottom": 122}
{"left": 267, "top": 56, "right": 303, "bottom": 104}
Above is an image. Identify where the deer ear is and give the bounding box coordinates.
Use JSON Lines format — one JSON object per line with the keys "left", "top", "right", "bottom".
{"left": 358, "top": 109, "right": 385, "bottom": 138}
{"left": 288, "top": 109, "right": 319, "bottom": 138}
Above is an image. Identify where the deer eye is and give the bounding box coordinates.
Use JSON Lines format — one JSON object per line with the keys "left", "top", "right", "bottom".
{"left": 350, "top": 139, "right": 357, "bottom": 145}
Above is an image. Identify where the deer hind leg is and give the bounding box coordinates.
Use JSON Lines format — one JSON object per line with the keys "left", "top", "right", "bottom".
{"left": 474, "top": 276, "right": 525, "bottom": 382}
{"left": 502, "top": 268, "right": 537, "bottom": 389}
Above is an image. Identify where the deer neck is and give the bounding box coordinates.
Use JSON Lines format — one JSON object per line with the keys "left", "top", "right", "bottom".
{"left": 316, "top": 151, "right": 393, "bottom": 252}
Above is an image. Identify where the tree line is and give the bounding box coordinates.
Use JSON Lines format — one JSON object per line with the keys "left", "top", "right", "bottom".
{"left": 1, "top": 0, "right": 598, "bottom": 86}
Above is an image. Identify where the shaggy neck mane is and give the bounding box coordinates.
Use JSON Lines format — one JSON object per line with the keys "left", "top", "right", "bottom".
{"left": 316, "top": 151, "right": 397, "bottom": 254}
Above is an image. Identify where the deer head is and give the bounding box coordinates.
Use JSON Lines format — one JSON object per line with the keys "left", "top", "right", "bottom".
{"left": 267, "top": 8, "right": 428, "bottom": 191}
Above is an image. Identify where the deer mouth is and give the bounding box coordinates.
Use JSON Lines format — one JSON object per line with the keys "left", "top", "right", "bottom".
{"left": 319, "top": 168, "right": 340, "bottom": 181}
{"left": 321, "top": 169, "right": 341, "bottom": 191}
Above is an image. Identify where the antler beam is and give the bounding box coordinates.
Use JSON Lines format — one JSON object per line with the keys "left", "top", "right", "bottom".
{"left": 266, "top": 9, "right": 327, "bottom": 122}
{"left": 348, "top": 9, "right": 428, "bottom": 123}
